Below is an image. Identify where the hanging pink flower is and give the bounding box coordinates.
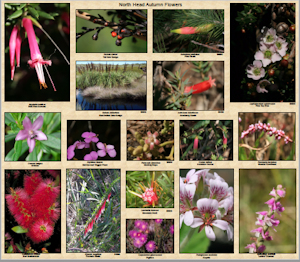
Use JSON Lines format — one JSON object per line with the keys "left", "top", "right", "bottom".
{"left": 22, "top": 18, "right": 55, "bottom": 90}
{"left": 9, "top": 25, "right": 21, "bottom": 80}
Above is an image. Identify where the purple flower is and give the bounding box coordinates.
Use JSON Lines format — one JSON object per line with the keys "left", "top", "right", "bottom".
{"left": 133, "top": 237, "right": 144, "bottom": 248}
{"left": 129, "top": 230, "right": 138, "bottom": 238}
{"left": 83, "top": 151, "right": 98, "bottom": 161}
{"left": 97, "top": 142, "right": 117, "bottom": 158}
{"left": 15, "top": 116, "right": 47, "bottom": 153}
{"left": 139, "top": 221, "right": 148, "bottom": 231}
{"left": 169, "top": 225, "right": 174, "bottom": 234}
{"left": 154, "top": 219, "right": 162, "bottom": 224}
{"left": 245, "top": 242, "right": 256, "bottom": 253}
{"left": 81, "top": 132, "right": 99, "bottom": 143}
{"left": 246, "top": 60, "right": 265, "bottom": 80}
{"left": 134, "top": 220, "right": 143, "bottom": 228}
{"left": 145, "top": 240, "right": 156, "bottom": 252}
{"left": 137, "top": 233, "right": 148, "bottom": 244}
{"left": 67, "top": 144, "right": 76, "bottom": 160}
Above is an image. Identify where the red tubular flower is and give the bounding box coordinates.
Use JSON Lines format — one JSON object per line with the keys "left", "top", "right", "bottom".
{"left": 193, "top": 136, "right": 199, "bottom": 152}
{"left": 9, "top": 25, "right": 21, "bottom": 80}
{"left": 223, "top": 135, "right": 227, "bottom": 145}
{"left": 22, "top": 18, "right": 53, "bottom": 90}
{"left": 184, "top": 76, "right": 216, "bottom": 94}
{"left": 171, "top": 24, "right": 214, "bottom": 35}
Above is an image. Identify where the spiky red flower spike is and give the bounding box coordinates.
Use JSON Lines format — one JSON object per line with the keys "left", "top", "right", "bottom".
{"left": 24, "top": 171, "right": 42, "bottom": 196}
{"left": 184, "top": 76, "right": 216, "bottom": 94}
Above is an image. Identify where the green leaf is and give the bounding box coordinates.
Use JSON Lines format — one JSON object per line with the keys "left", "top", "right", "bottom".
{"left": 193, "top": 120, "right": 210, "bottom": 130}
{"left": 28, "top": 7, "right": 39, "bottom": 19}
{"left": 165, "top": 69, "right": 176, "bottom": 79}
{"left": 5, "top": 4, "right": 13, "bottom": 9}
{"left": 18, "top": 3, "right": 27, "bottom": 9}
{"left": 5, "top": 133, "right": 17, "bottom": 142}
{"left": 11, "top": 226, "right": 28, "bottom": 233}
{"left": 8, "top": 9, "right": 23, "bottom": 20}
{"left": 15, "top": 243, "right": 24, "bottom": 252}
{"left": 26, "top": 146, "right": 37, "bottom": 161}
{"left": 180, "top": 224, "right": 210, "bottom": 253}
{"left": 37, "top": 10, "right": 55, "bottom": 20}
{"left": 7, "top": 245, "right": 14, "bottom": 253}
{"left": 5, "top": 113, "right": 15, "bottom": 125}
{"left": 40, "top": 133, "right": 61, "bottom": 150}
{"left": 13, "top": 140, "right": 22, "bottom": 161}
{"left": 45, "top": 113, "right": 61, "bottom": 134}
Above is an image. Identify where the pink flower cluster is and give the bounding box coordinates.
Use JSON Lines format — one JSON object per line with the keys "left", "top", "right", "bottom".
{"left": 128, "top": 220, "right": 156, "bottom": 252}
{"left": 67, "top": 131, "right": 117, "bottom": 160}
{"left": 245, "top": 185, "right": 286, "bottom": 253}
{"left": 180, "top": 169, "right": 234, "bottom": 242}
{"left": 5, "top": 171, "right": 60, "bottom": 243}
{"left": 240, "top": 121, "right": 292, "bottom": 144}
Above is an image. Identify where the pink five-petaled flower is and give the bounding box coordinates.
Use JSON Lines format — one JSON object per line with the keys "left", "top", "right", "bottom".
{"left": 81, "top": 132, "right": 99, "bottom": 143}
{"left": 190, "top": 198, "right": 229, "bottom": 241}
{"left": 22, "top": 18, "right": 55, "bottom": 90}
{"left": 246, "top": 60, "right": 265, "bottom": 80}
{"left": 97, "top": 142, "right": 117, "bottom": 158}
{"left": 145, "top": 131, "right": 160, "bottom": 150}
{"left": 15, "top": 116, "right": 47, "bottom": 153}
{"left": 9, "top": 25, "right": 21, "bottom": 80}
{"left": 145, "top": 240, "right": 156, "bottom": 252}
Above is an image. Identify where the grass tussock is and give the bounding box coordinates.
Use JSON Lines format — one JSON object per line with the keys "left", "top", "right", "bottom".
{"left": 76, "top": 70, "right": 144, "bottom": 90}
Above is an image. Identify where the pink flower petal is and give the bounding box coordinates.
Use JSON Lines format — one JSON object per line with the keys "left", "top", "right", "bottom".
{"left": 97, "top": 142, "right": 105, "bottom": 150}
{"left": 184, "top": 210, "right": 194, "bottom": 226}
{"left": 205, "top": 225, "right": 216, "bottom": 241}
{"left": 15, "top": 129, "right": 28, "bottom": 141}
{"left": 34, "top": 130, "right": 47, "bottom": 141}
{"left": 27, "top": 137, "right": 36, "bottom": 153}
{"left": 107, "top": 148, "right": 116, "bottom": 158}
{"left": 97, "top": 149, "right": 106, "bottom": 157}
{"left": 22, "top": 116, "right": 33, "bottom": 130}
{"left": 32, "top": 116, "right": 44, "bottom": 130}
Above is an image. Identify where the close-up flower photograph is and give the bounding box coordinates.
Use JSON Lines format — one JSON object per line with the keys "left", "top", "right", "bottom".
{"left": 5, "top": 169, "right": 61, "bottom": 253}
{"left": 239, "top": 169, "right": 296, "bottom": 253}
{"left": 126, "top": 219, "right": 174, "bottom": 253}
{"left": 180, "top": 169, "right": 234, "bottom": 253}
{"left": 5, "top": 112, "right": 61, "bottom": 161}
{"left": 5, "top": 3, "right": 70, "bottom": 101}
{"left": 230, "top": 3, "right": 295, "bottom": 102}
{"left": 67, "top": 120, "right": 120, "bottom": 161}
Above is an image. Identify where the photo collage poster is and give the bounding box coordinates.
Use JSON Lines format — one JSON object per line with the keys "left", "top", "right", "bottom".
{"left": 1, "top": 1, "right": 299, "bottom": 260}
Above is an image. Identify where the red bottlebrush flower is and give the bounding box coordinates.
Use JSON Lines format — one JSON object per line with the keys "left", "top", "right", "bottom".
{"left": 47, "top": 170, "right": 60, "bottom": 178}
{"left": 27, "top": 219, "right": 54, "bottom": 243}
{"left": 24, "top": 171, "right": 42, "bottom": 196}
{"left": 95, "top": 200, "right": 106, "bottom": 222}
{"left": 184, "top": 76, "right": 216, "bottom": 94}
{"left": 6, "top": 188, "right": 32, "bottom": 228}
{"left": 30, "top": 178, "right": 60, "bottom": 213}
{"left": 171, "top": 24, "right": 214, "bottom": 35}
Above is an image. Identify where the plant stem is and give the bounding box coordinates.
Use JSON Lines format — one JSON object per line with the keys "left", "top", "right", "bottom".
{"left": 159, "top": 140, "right": 174, "bottom": 147}
{"left": 180, "top": 227, "right": 196, "bottom": 251}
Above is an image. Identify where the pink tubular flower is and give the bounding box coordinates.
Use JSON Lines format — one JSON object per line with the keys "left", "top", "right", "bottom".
{"left": 22, "top": 18, "right": 54, "bottom": 90}
{"left": 97, "top": 142, "right": 117, "bottom": 158}
{"left": 145, "top": 240, "right": 156, "bottom": 252}
{"left": 193, "top": 136, "right": 199, "bottom": 153}
{"left": 15, "top": 116, "right": 47, "bottom": 153}
{"left": 9, "top": 25, "right": 21, "bottom": 80}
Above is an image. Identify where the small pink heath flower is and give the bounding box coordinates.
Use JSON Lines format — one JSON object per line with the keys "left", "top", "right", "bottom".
{"left": 145, "top": 240, "right": 156, "bottom": 252}
{"left": 145, "top": 131, "right": 160, "bottom": 150}
{"left": 15, "top": 116, "right": 47, "bottom": 153}
{"left": 246, "top": 60, "right": 265, "bottom": 80}
{"left": 22, "top": 18, "right": 55, "bottom": 90}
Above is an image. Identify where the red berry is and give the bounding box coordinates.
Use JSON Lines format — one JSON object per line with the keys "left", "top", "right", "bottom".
{"left": 104, "top": 22, "right": 109, "bottom": 26}
{"left": 241, "top": 28, "right": 246, "bottom": 33}
{"left": 117, "top": 34, "right": 123, "bottom": 40}
{"left": 111, "top": 31, "right": 117, "bottom": 37}
{"left": 280, "top": 59, "right": 289, "bottom": 67}
{"left": 268, "top": 68, "right": 275, "bottom": 76}
{"left": 289, "top": 24, "right": 295, "bottom": 33}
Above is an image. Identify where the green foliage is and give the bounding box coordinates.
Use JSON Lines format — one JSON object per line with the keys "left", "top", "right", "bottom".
{"left": 67, "top": 169, "right": 121, "bottom": 253}
{"left": 5, "top": 113, "right": 61, "bottom": 161}
{"left": 126, "top": 171, "right": 174, "bottom": 208}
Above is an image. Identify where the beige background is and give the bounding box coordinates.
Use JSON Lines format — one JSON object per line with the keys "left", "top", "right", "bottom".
{"left": 1, "top": 0, "right": 299, "bottom": 259}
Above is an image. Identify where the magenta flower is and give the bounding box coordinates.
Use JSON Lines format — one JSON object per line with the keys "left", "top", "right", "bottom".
{"left": 169, "top": 225, "right": 174, "bottom": 234}
{"left": 22, "top": 18, "right": 54, "bottom": 90}
{"left": 97, "top": 142, "right": 117, "bottom": 158}
{"left": 81, "top": 132, "right": 99, "bottom": 143}
{"left": 15, "top": 116, "right": 47, "bottom": 153}
{"left": 83, "top": 151, "right": 98, "bottom": 161}
{"left": 154, "top": 219, "right": 162, "bottom": 224}
{"left": 145, "top": 240, "right": 156, "bottom": 252}
{"left": 133, "top": 237, "right": 144, "bottom": 248}
{"left": 137, "top": 233, "right": 148, "bottom": 244}
{"left": 129, "top": 230, "right": 138, "bottom": 238}
{"left": 67, "top": 144, "right": 76, "bottom": 160}
{"left": 9, "top": 25, "right": 21, "bottom": 80}
{"left": 139, "top": 221, "right": 148, "bottom": 231}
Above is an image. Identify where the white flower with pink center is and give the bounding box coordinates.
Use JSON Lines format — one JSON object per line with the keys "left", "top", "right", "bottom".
{"left": 190, "top": 198, "right": 228, "bottom": 241}
{"left": 274, "top": 37, "right": 288, "bottom": 57}
{"left": 246, "top": 60, "right": 265, "bottom": 80}
{"left": 262, "top": 28, "right": 277, "bottom": 46}
{"left": 254, "top": 43, "right": 282, "bottom": 67}
{"left": 180, "top": 182, "right": 196, "bottom": 228}
{"left": 209, "top": 179, "right": 229, "bottom": 201}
